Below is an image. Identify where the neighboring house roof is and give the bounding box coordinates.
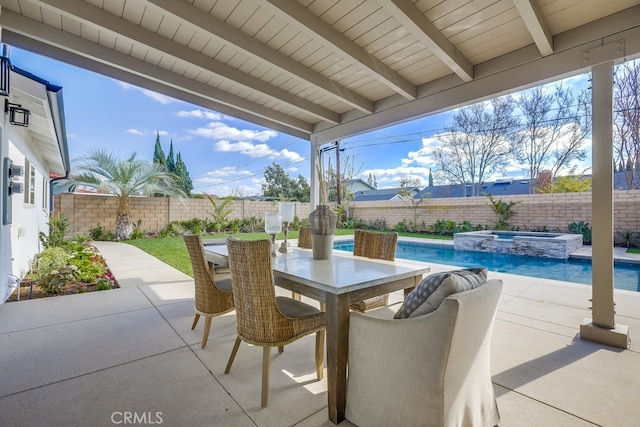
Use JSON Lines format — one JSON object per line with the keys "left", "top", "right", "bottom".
{"left": 352, "top": 187, "right": 418, "bottom": 202}
{"left": 415, "top": 178, "right": 538, "bottom": 199}
{"left": 414, "top": 172, "right": 638, "bottom": 200}
{"left": 10, "top": 65, "right": 70, "bottom": 177}
{"left": 344, "top": 179, "right": 376, "bottom": 193}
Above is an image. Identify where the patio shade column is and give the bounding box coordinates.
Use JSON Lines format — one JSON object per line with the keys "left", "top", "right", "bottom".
{"left": 579, "top": 61, "right": 629, "bottom": 349}
{"left": 310, "top": 138, "right": 321, "bottom": 208}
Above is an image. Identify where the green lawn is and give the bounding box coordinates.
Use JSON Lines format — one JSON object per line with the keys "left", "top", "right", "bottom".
{"left": 124, "top": 230, "right": 453, "bottom": 276}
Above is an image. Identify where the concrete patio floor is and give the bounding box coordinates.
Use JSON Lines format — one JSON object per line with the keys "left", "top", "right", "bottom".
{"left": 1, "top": 240, "right": 640, "bottom": 426}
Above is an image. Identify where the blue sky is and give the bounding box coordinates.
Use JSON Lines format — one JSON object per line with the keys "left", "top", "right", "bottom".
{"left": 11, "top": 47, "right": 591, "bottom": 196}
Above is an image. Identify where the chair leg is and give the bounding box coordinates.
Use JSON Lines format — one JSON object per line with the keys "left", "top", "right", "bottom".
{"left": 292, "top": 292, "right": 302, "bottom": 301}
{"left": 225, "top": 336, "right": 242, "bottom": 374}
{"left": 201, "top": 316, "right": 212, "bottom": 349}
{"left": 278, "top": 345, "right": 284, "bottom": 353}
{"left": 262, "top": 346, "right": 271, "bottom": 407}
{"left": 315, "top": 330, "right": 325, "bottom": 381}
{"left": 191, "top": 313, "right": 200, "bottom": 330}
{"left": 320, "top": 302, "right": 326, "bottom": 312}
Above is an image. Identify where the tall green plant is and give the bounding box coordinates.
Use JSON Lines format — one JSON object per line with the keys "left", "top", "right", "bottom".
{"left": 568, "top": 221, "right": 592, "bottom": 244}
{"left": 207, "top": 195, "right": 233, "bottom": 232}
{"left": 39, "top": 213, "right": 69, "bottom": 248}
{"left": 486, "top": 194, "right": 520, "bottom": 230}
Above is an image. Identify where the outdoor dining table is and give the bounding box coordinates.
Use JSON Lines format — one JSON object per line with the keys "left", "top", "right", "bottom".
{"left": 204, "top": 243, "right": 430, "bottom": 424}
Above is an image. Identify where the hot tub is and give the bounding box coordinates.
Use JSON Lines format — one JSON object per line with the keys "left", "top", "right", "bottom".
{"left": 453, "top": 230, "right": 583, "bottom": 259}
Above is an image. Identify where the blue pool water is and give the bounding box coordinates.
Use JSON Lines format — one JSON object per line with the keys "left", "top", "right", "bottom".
{"left": 334, "top": 240, "right": 640, "bottom": 292}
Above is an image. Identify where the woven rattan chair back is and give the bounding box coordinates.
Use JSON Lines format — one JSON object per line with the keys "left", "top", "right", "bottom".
{"left": 225, "top": 238, "right": 284, "bottom": 344}
{"left": 183, "top": 234, "right": 234, "bottom": 348}
{"left": 225, "top": 238, "right": 325, "bottom": 344}
{"left": 297, "top": 226, "right": 312, "bottom": 249}
{"left": 224, "top": 237, "right": 326, "bottom": 407}
{"left": 353, "top": 229, "right": 398, "bottom": 261}
{"left": 351, "top": 230, "right": 399, "bottom": 312}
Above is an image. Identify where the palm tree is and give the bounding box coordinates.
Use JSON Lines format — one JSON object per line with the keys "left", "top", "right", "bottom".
{"left": 57, "top": 149, "right": 186, "bottom": 240}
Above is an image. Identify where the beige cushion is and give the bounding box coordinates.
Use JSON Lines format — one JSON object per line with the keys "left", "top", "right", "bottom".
{"left": 394, "top": 267, "right": 487, "bottom": 319}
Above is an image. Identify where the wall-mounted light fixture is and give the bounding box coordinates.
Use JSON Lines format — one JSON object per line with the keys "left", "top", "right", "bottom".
{"left": 5, "top": 99, "right": 30, "bottom": 127}
{"left": 0, "top": 44, "right": 9, "bottom": 97}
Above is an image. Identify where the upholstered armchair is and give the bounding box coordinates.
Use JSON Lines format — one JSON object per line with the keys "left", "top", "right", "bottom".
{"left": 346, "top": 279, "right": 503, "bottom": 427}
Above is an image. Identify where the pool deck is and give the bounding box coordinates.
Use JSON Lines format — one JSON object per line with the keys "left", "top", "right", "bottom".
{"left": 1, "top": 239, "right": 640, "bottom": 426}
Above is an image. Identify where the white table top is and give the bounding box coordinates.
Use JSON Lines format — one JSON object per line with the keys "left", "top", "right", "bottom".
{"left": 204, "top": 245, "right": 430, "bottom": 295}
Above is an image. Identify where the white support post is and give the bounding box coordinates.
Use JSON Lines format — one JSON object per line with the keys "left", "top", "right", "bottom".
{"left": 580, "top": 61, "right": 629, "bottom": 349}
{"left": 310, "top": 137, "right": 321, "bottom": 208}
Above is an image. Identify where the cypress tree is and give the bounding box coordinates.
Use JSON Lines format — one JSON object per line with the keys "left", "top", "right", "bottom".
{"left": 153, "top": 131, "right": 167, "bottom": 169}
{"left": 166, "top": 140, "right": 176, "bottom": 173}
{"left": 175, "top": 152, "right": 193, "bottom": 196}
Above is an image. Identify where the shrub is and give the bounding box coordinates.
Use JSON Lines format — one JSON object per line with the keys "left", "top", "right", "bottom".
{"left": 103, "top": 231, "right": 117, "bottom": 241}
{"left": 158, "top": 221, "right": 184, "bottom": 237}
{"left": 486, "top": 194, "right": 520, "bottom": 230}
{"left": 68, "top": 246, "right": 108, "bottom": 283}
{"left": 394, "top": 220, "right": 408, "bottom": 233}
{"left": 88, "top": 223, "right": 106, "bottom": 240}
{"left": 367, "top": 219, "right": 387, "bottom": 230}
{"left": 31, "top": 247, "right": 75, "bottom": 294}
{"left": 129, "top": 219, "right": 145, "bottom": 239}
{"left": 530, "top": 225, "right": 549, "bottom": 232}
{"left": 568, "top": 221, "right": 592, "bottom": 244}
{"left": 615, "top": 230, "right": 640, "bottom": 248}
{"left": 39, "top": 213, "right": 69, "bottom": 248}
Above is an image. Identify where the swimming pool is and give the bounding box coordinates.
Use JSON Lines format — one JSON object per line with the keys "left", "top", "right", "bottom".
{"left": 334, "top": 240, "right": 640, "bottom": 292}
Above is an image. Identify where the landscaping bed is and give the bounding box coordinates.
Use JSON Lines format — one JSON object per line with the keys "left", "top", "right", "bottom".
{"left": 7, "top": 278, "right": 119, "bottom": 302}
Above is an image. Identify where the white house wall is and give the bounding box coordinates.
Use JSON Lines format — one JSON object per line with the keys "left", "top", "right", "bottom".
{"left": 8, "top": 135, "right": 49, "bottom": 276}
{"left": 1, "top": 122, "right": 51, "bottom": 303}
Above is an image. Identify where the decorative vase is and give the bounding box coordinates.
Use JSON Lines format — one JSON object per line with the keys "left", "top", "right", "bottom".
{"left": 309, "top": 205, "right": 337, "bottom": 259}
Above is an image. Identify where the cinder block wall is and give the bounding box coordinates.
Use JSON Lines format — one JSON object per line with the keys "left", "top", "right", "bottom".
{"left": 54, "top": 191, "right": 640, "bottom": 237}
{"left": 54, "top": 193, "right": 312, "bottom": 236}
{"left": 350, "top": 191, "right": 640, "bottom": 232}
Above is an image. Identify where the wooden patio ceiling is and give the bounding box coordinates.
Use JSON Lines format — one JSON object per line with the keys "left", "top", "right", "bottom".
{"left": 0, "top": 0, "right": 639, "bottom": 145}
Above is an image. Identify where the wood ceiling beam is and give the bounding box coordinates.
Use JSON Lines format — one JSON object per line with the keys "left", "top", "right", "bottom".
{"left": 262, "top": 0, "right": 417, "bottom": 100}
{"left": 313, "top": 7, "right": 640, "bottom": 143}
{"left": 0, "top": 12, "right": 313, "bottom": 137}
{"left": 378, "top": 0, "right": 473, "bottom": 82}
{"left": 513, "top": 0, "right": 554, "bottom": 56}
{"left": 29, "top": 0, "right": 339, "bottom": 124}
{"left": 145, "top": 0, "right": 374, "bottom": 114}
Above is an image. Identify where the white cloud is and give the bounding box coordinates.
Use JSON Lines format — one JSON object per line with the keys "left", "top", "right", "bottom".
{"left": 360, "top": 166, "right": 432, "bottom": 188}
{"left": 401, "top": 136, "right": 441, "bottom": 167}
{"left": 126, "top": 129, "right": 168, "bottom": 136}
{"left": 117, "top": 81, "right": 176, "bottom": 105}
{"left": 195, "top": 167, "right": 263, "bottom": 196}
{"left": 191, "top": 121, "right": 277, "bottom": 142}
{"left": 177, "top": 109, "right": 225, "bottom": 120}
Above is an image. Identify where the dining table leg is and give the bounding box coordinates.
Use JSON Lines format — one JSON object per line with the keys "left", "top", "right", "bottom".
{"left": 325, "top": 291, "right": 350, "bottom": 424}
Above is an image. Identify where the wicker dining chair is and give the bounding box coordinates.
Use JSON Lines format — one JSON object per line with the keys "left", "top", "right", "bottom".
{"left": 297, "top": 226, "right": 312, "bottom": 249}
{"left": 350, "top": 229, "right": 399, "bottom": 312}
{"left": 183, "top": 234, "right": 235, "bottom": 349}
{"left": 224, "top": 238, "right": 326, "bottom": 407}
